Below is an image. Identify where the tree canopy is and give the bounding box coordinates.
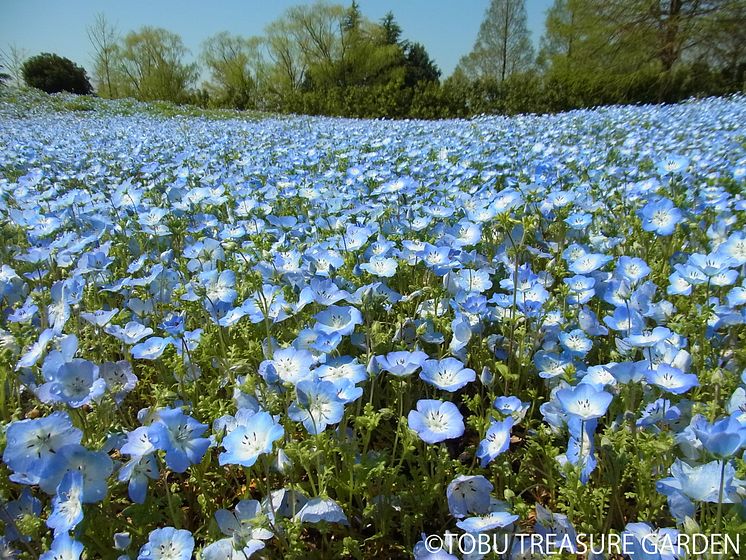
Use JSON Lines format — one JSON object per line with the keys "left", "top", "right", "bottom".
{"left": 22, "top": 53, "right": 92, "bottom": 95}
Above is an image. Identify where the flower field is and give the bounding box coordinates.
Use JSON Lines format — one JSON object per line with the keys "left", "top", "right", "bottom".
{"left": 0, "top": 91, "right": 745, "bottom": 559}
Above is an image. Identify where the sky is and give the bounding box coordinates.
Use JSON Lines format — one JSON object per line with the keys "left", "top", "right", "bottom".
{"left": 0, "top": 0, "right": 554, "bottom": 79}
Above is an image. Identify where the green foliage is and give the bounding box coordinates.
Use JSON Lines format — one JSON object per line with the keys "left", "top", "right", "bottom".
{"left": 21, "top": 53, "right": 92, "bottom": 95}
{"left": 114, "top": 26, "right": 198, "bottom": 104}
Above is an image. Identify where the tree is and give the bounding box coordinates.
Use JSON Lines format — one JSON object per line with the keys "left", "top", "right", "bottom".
{"left": 116, "top": 27, "right": 197, "bottom": 103}
{"left": 87, "top": 13, "right": 119, "bottom": 97}
{"left": 0, "top": 44, "right": 29, "bottom": 87}
{"left": 457, "top": 0, "right": 534, "bottom": 81}
{"left": 380, "top": 11, "right": 402, "bottom": 45}
{"left": 201, "top": 32, "right": 263, "bottom": 109}
{"left": 22, "top": 53, "right": 92, "bottom": 94}
{"left": 403, "top": 42, "right": 440, "bottom": 87}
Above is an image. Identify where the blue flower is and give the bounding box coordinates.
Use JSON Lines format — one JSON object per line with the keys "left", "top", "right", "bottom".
{"left": 288, "top": 379, "right": 345, "bottom": 434}
{"left": 419, "top": 358, "right": 476, "bottom": 392}
{"left": 656, "top": 459, "right": 743, "bottom": 521}
{"left": 640, "top": 198, "right": 683, "bottom": 236}
{"left": 46, "top": 470, "right": 84, "bottom": 535}
{"left": 218, "top": 411, "right": 284, "bottom": 467}
{"left": 645, "top": 364, "right": 699, "bottom": 395}
{"left": 36, "top": 358, "right": 106, "bottom": 408}
{"left": 105, "top": 321, "right": 153, "bottom": 344}
{"left": 137, "top": 527, "right": 194, "bottom": 560}
{"left": 148, "top": 408, "right": 211, "bottom": 473}
{"left": 692, "top": 415, "right": 746, "bottom": 458}
{"left": 3, "top": 412, "right": 82, "bottom": 485}
{"left": 295, "top": 497, "right": 348, "bottom": 525}
{"left": 39, "top": 444, "right": 113, "bottom": 502}
{"left": 476, "top": 417, "right": 514, "bottom": 467}
{"left": 313, "top": 305, "right": 363, "bottom": 337}
{"left": 446, "top": 475, "right": 493, "bottom": 518}
{"left": 556, "top": 384, "right": 613, "bottom": 420}
{"left": 40, "top": 533, "right": 84, "bottom": 560}
{"left": 456, "top": 510, "right": 519, "bottom": 533}
{"left": 376, "top": 350, "right": 429, "bottom": 377}
{"left": 407, "top": 400, "right": 465, "bottom": 444}
{"left": 131, "top": 336, "right": 173, "bottom": 360}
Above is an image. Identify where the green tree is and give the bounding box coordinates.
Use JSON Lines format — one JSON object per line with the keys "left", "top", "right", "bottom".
{"left": 22, "top": 53, "right": 92, "bottom": 94}
{"left": 116, "top": 26, "right": 197, "bottom": 103}
{"left": 457, "top": 0, "right": 534, "bottom": 81}
{"left": 201, "top": 32, "right": 263, "bottom": 109}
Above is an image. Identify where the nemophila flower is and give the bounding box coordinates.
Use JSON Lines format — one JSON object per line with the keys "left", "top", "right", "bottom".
{"left": 105, "top": 321, "right": 153, "bottom": 344}
{"left": 137, "top": 527, "right": 194, "bottom": 560}
{"left": 615, "top": 256, "right": 651, "bottom": 284}
{"left": 718, "top": 232, "right": 746, "bottom": 265}
{"left": 645, "top": 364, "right": 698, "bottom": 395}
{"left": 36, "top": 358, "right": 106, "bottom": 408}
{"left": 16, "top": 327, "right": 55, "bottom": 370}
{"left": 604, "top": 305, "right": 645, "bottom": 333}
{"left": 565, "top": 212, "right": 592, "bottom": 230}
{"left": 637, "top": 398, "right": 681, "bottom": 428}
{"left": 419, "top": 243, "right": 458, "bottom": 275}
{"left": 301, "top": 277, "right": 349, "bottom": 306}
{"left": 564, "top": 274, "right": 595, "bottom": 305}
{"left": 691, "top": 416, "right": 746, "bottom": 458}
{"left": 100, "top": 360, "right": 138, "bottom": 404}
{"left": 219, "top": 411, "right": 284, "bottom": 467}
{"left": 148, "top": 408, "right": 211, "bottom": 473}
{"left": 657, "top": 154, "right": 689, "bottom": 175}
{"left": 131, "top": 336, "right": 173, "bottom": 360}
{"left": 623, "top": 523, "right": 682, "bottom": 560}
{"left": 557, "top": 418, "right": 598, "bottom": 484}
{"left": 413, "top": 535, "right": 458, "bottom": 560}
{"left": 449, "top": 268, "right": 493, "bottom": 294}
{"left": 119, "top": 453, "right": 159, "bottom": 504}
{"left": 259, "top": 347, "right": 314, "bottom": 385}
{"left": 456, "top": 510, "right": 519, "bottom": 533}
{"left": 446, "top": 475, "right": 493, "bottom": 518}
{"left": 476, "top": 417, "right": 514, "bottom": 467}
{"left": 419, "top": 358, "right": 476, "bottom": 392}
{"left": 46, "top": 470, "right": 84, "bottom": 535}
{"left": 40, "top": 533, "right": 84, "bottom": 560}
{"left": 3, "top": 412, "right": 82, "bottom": 485}
{"left": 493, "top": 396, "right": 529, "bottom": 420}
{"left": 534, "top": 504, "right": 578, "bottom": 555}
{"left": 376, "top": 350, "right": 429, "bottom": 377}
{"left": 288, "top": 379, "right": 345, "bottom": 434}
{"left": 640, "top": 198, "right": 683, "bottom": 236}
{"left": 534, "top": 351, "right": 573, "bottom": 380}
{"left": 313, "top": 305, "right": 363, "bottom": 336}
{"left": 569, "top": 253, "right": 612, "bottom": 275}
{"left": 204, "top": 499, "right": 274, "bottom": 558}
{"left": 80, "top": 308, "right": 118, "bottom": 327}
{"left": 316, "top": 356, "right": 367, "bottom": 384}
{"left": 656, "top": 459, "right": 743, "bottom": 521}
{"left": 556, "top": 384, "right": 613, "bottom": 420}
{"left": 39, "top": 444, "right": 113, "bottom": 502}
{"left": 558, "top": 329, "right": 593, "bottom": 358}
{"left": 625, "top": 327, "right": 672, "bottom": 348}
{"left": 359, "top": 255, "right": 398, "bottom": 277}
{"left": 407, "top": 399, "right": 465, "bottom": 444}
{"left": 295, "top": 497, "right": 349, "bottom": 525}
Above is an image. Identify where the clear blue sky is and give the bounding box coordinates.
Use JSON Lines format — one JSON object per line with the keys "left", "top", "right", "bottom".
{"left": 0, "top": 0, "right": 553, "bottom": 79}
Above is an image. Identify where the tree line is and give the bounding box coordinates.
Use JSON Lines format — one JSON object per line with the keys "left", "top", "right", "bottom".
{"left": 3, "top": 0, "right": 745, "bottom": 118}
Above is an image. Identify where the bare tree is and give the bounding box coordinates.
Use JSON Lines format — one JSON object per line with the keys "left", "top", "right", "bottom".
{"left": 87, "top": 13, "right": 119, "bottom": 97}
{"left": 0, "top": 44, "right": 29, "bottom": 86}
